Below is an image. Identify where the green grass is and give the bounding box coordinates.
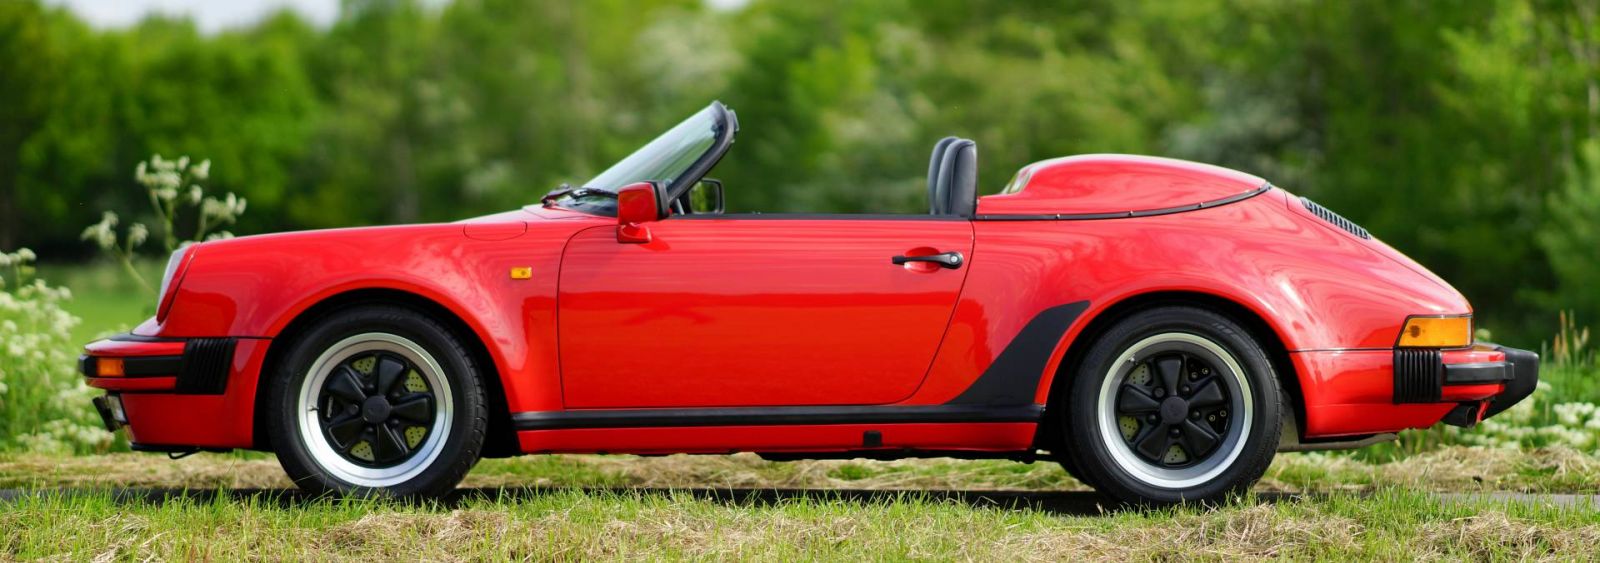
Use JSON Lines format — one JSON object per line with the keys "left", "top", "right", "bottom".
{"left": 2, "top": 486, "right": 1597, "bottom": 559}
{"left": 4, "top": 449, "right": 1600, "bottom": 558}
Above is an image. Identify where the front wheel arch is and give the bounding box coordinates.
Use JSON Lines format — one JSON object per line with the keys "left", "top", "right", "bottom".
{"left": 1035, "top": 291, "right": 1303, "bottom": 454}
{"left": 253, "top": 288, "right": 518, "bottom": 457}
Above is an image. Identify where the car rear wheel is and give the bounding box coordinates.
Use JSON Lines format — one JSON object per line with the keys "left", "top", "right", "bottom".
{"left": 266, "top": 305, "right": 487, "bottom": 497}
{"left": 1062, "top": 306, "right": 1280, "bottom": 505}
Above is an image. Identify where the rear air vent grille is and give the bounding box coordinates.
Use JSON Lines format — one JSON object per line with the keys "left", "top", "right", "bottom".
{"left": 1300, "top": 197, "right": 1371, "bottom": 239}
{"left": 1393, "top": 348, "right": 1442, "bottom": 403}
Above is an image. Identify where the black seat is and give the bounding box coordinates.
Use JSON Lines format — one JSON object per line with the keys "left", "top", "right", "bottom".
{"left": 927, "top": 136, "right": 959, "bottom": 214}
{"left": 927, "top": 137, "right": 977, "bottom": 216}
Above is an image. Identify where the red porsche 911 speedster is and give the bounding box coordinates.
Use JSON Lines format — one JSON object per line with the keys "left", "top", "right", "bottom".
{"left": 81, "top": 101, "right": 1537, "bottom": 504}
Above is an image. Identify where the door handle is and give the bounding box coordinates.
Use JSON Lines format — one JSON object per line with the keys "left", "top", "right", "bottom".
{"left": 892, "top": 251, "right": 964, "bottom": 269}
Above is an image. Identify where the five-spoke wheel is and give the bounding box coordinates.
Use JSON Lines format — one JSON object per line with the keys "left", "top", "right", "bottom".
{"left": 268, "top": 305, "right": 486, "bottom": 497}
{"left": 300, "top": 334, "right": 452, "bottom": 483}
{"left": 1064, "top": 306, "right": 1280, "bottom": 504}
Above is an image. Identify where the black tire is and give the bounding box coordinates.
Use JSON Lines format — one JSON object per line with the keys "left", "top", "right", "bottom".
{"left": 1062, "top": 306, "right": 1280, "bottom": 505}
{"left": 265, "top": 304, "right": 487, "bottom": 497}
{"left": 1054, "top": 448, "right": 1099, "bottom": 490}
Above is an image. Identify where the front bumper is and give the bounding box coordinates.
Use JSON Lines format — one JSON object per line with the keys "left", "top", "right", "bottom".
{"left": 81, "top": 334, "right": 270, "bottom": 449}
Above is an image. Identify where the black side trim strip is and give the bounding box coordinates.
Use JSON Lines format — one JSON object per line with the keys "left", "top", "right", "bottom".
{"left": 975, "top": 183, "right": 1271, "bottom": 222}
{"left": 947, "top": 301, "right": 1090, "bottom": 405}
{"left": 511, "top": 404, "right": 1043, "bottom": 431}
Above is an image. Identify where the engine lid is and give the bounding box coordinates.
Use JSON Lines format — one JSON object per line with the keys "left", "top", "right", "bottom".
{"left": 976, "top": 154, "right": 1267, "bottom": 217}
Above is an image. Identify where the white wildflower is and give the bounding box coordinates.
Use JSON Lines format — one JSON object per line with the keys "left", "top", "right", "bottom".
{"left": 79, "top": 212, "right": 119, "bottom": 251}
{"left": 128, "top": 223, "right": 149, "bottom": 247}
{"left": 192, "top": 159, "right": 210, "bottom": 180}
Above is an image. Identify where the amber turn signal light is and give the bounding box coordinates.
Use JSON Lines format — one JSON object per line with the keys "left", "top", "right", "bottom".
{"left": 1398, "top": 316, "right": 1472, "bottom": 348}
{"left": 97, "top": 357, "right": 125, "bottom": 377}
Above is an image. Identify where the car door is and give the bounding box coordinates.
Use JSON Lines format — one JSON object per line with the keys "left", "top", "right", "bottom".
{"left": 557, "top": 216, "right": 973, "bottom": 408}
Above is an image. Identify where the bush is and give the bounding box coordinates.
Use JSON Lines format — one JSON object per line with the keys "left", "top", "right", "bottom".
{"left": 0, "top": 248, "right": 111, "bottom": 454}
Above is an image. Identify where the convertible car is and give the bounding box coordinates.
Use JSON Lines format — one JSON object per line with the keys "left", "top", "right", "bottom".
{"left": 81, "top": 101, "right": 1537, "bottom": 504}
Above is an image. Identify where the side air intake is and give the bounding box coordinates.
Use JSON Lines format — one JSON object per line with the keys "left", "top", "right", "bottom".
{"left": 1300, "top": 197, "right": 1371, "bottom": 239}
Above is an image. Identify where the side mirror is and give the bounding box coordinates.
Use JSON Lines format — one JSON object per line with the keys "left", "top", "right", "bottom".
{"left": 688, "top": 178, "right": 725, "bottom": 214}
{"left": 616, "top": 181, "right": 667, "bottom": 244}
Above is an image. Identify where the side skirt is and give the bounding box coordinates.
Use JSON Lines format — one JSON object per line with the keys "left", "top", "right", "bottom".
{"left": 515, "top": 421, "right": 1041, "bottom": 457}
{"left": 510, "top": 404, "right": 1042, "bottom": 431}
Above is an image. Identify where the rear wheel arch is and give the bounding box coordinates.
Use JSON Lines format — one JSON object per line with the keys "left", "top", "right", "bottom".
{"left": 1036, "top": 291, "right": 1304, "bottom": 452}
{"left": 253, "top": 288, "right": 519, "bottom": 457}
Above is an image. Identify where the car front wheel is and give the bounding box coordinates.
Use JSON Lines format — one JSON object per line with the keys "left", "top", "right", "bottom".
{"left": 1063, "top": 306, "right": 1281, "bottom": 505}
{"left": 266, "top": 304, "right": 487, "bottom": 497}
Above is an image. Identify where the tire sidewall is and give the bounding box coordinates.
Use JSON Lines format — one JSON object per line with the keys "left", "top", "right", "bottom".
{"left": 1066, "top": 306, "right": 1281, "bottom": 504}
{"left": 267, "top": 305, "right": 486, "bottom": 497}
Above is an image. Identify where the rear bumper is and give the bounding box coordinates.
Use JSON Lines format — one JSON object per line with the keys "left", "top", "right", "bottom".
{"left": 1394, "top": 343, "right": 1538, "bottom": 425}
{"left": 81, "top": 334, "right": 271, "bottom": 449}
{"left": 1292, "top": 343, "right": 1540, "bottom": 438}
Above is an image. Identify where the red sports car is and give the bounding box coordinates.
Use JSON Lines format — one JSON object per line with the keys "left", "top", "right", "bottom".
{"left": 81, "top": 101, "right": 1536, "bottom": 504}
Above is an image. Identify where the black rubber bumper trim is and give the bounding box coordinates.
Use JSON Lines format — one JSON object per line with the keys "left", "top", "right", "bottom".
{"left": 1442, "top": 362, "right": 1511, "bottom": 385}
{"left": 80, "top": 336, "right": 237, "bottom": 395}
{"left": 176, "top": 338, "right": 236, "bottom": 395}
{"left": 510, "top": 404, "right": 1045, "bottom": 431}
{"left": 1482, "top": 345, "right": 1539, "bottom": 420}
{"left": 1393, "top": 348, "right": 1443, "bottom": 403}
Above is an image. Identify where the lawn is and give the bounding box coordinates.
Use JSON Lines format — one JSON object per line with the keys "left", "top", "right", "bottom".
{"left": 3, "top": 449, "right": 1600, "bottom": 559}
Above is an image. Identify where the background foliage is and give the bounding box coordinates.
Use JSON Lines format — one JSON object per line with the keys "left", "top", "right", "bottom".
{"left": 1, "top": 0, "right": 1597, "bottom": 344}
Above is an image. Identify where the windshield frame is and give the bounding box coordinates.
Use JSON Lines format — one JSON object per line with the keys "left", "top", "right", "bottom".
{"left": 545, "top": 101, "right": 738, "bottom": 217}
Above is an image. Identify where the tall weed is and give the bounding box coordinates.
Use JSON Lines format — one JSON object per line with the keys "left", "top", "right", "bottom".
{"left": 0, "top": 249, "right": 111, "bottom": 453}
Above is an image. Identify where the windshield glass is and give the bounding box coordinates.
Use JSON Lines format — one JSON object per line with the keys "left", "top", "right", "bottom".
{"left": 583, "top": 106, "right": 719, "bottom": 192}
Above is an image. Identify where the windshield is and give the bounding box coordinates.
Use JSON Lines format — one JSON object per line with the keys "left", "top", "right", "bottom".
{"left": 584, "top": 106, "right": 720, "bottom": 192}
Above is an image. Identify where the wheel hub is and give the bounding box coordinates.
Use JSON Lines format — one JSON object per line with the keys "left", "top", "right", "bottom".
{"left": 1159, "top": 397, "right": 1189, "bottom": 424}
{"left": 313, "top": 350, "right": 438, "bottom": 467}
{"left": 361, "top": 396, "right": 393, "bottom": 423}
{"left": 1111, "top": 350, "right": 1236, "bottom": 468}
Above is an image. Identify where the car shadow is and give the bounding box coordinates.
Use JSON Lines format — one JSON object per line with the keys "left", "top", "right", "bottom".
{"left": 0, "top": 486, "right": 1309, "bottom": 515}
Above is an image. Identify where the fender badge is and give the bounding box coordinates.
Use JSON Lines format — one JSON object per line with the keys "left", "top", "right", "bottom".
{"left": 510, "top": 267, "right": 533, "bottom": 280}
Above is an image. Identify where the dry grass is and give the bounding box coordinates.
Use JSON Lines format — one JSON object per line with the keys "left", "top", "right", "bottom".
{"left": 6, "top": 446, "right": 1598, "bottom": 494}
{"left": 1263, "top": 446, "right": 1600, "bottom": 494}
{"left": 5, "top": 488, "right": 1599, "bottom": 560}
{"left": 7, "top": 448, "right": 1600, "bottom": 559}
